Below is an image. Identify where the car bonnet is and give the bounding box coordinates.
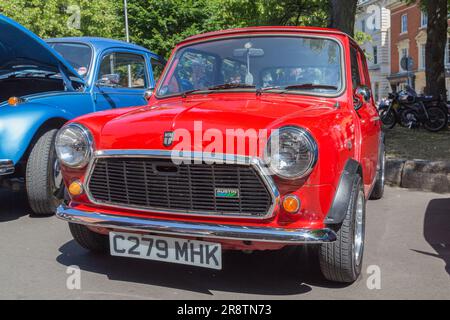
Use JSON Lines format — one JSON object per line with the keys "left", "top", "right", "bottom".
{"left": 0, "top": 14, "right": 84, "bottom": 84}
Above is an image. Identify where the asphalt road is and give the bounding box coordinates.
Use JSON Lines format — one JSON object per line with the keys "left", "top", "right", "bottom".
{"left": 0, "top": 187, "right": 449, "bottom": 300}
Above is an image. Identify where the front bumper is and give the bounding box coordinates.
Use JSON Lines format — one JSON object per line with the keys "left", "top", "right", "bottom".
{"left": 56, "top": 204, "right": 337, "bottom": 244}
{"left": 0, "top": 160, "right": 14, "bottom": 176}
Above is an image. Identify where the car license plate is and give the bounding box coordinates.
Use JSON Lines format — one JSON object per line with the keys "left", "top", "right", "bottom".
{"left": 109, "top": 232, "right": 222, "bottom": 270}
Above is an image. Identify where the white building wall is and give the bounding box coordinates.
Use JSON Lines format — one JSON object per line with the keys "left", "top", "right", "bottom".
{"left": 355, "top": 0, "right": 392, "bottom": 102}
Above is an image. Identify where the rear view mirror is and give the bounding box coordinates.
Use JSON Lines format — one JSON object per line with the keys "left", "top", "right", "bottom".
{"left": 233, "top": 48, "right": 265, "bottom": 58}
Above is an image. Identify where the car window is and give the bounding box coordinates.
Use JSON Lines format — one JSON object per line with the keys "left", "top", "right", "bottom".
{"left": 360, "top": 53, "right": 371, "bottom": 87}
{"left": 167, "top": 51, "right": 217, "bottom": 92}
{"left": 98, "top": 52, "right": 147, "bottom": 89}
{"left": 49, "top": 42, "right": 92, "bottom": 78}
{"left": 158, "top": 36, "right": 343, "bottom": 97}
{"left": 221, "top": 58, "right": 248, "bottom": 85}
{"left": 151, "top": 58, "right": 165, "bottom": 83}
{"left": 350, "top": 46, "right": 362, "bottom": 90}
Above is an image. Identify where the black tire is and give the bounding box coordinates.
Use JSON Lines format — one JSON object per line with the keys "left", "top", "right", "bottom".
{"left": 399, "top": 109, "right": 419, "bottom": 128}
{"left": 423, "top": 106, "right": 448, "bottom": 132}
{"left": 370, "top": 144, "right": 385, "bottom": 200}
{"left": 69, "top": 223, "right": 109, "bottom": 253}
{"left": 26, "top": 129, "right": 64, "bottom": 215}
{"left": 379, "top": 108, "right": 396, "bottom": 129}
{"left": 319, "top": 176, "right": 366, "bottom": 283}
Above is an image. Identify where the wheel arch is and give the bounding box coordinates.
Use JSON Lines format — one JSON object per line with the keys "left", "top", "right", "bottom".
{"left": 15, "top": 117, "right": 69, "bottom": 175}
{"left": 324, "top": 158, "right": 363, "bottom": 225}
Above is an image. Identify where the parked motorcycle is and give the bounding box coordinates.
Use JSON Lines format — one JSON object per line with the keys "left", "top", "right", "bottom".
{"left": 378, "top": 86, "right": 448, "bottom": 132}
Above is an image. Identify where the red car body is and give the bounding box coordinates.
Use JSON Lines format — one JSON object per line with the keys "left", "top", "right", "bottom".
{"left": 56, "top": 27, "right": 384, "bottom": 283}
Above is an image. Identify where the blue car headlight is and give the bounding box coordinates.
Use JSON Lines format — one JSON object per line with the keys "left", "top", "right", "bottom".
{"left": 55, "top": 123, "right": 93, "bottom": 168}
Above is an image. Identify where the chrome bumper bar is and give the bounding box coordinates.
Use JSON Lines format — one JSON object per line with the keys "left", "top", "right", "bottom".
{"left": 56, "top": 205, "right": 337, "bottom": 244}
{"left": 0, "top": 160, "right": 14, "bottom": 176}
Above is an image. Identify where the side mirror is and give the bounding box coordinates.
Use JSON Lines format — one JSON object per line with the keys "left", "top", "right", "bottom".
{"left": 354, "top": 86, "right": 371, "bottom": 110}
{"left": 144, "top": 88, "right": 155, "bottom": 101}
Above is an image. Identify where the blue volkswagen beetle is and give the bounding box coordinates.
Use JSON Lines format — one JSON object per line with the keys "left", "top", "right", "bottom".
{"left": 0, "top": 14, "right": 165, "bottom": 215}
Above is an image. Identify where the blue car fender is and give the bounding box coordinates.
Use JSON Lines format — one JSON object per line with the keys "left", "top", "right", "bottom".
{"left": 0, "top": 103, "right": 76, "bottom": 165}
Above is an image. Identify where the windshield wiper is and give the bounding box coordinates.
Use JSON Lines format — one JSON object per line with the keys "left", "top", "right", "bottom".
{"left": 283, "top": 83, "right": 338, "bottom": 91}
{"left": 181, "top": 89, "right": 205, "bottom": 98}
{"left": 207, "top": 83, "right": 256, "bottom": 91}
{"left": 256, "top": 84, "right": 338, "bottom": 95}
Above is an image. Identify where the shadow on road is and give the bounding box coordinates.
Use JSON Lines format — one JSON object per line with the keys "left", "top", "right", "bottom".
{"left": 413, "top": 198, "right": 450, "bottom": 277}
{"left": 57, "top": 242, "right": 349, "bottom": 296}
{"left": 0, "top": 189, "right": 31, "bottom": 222}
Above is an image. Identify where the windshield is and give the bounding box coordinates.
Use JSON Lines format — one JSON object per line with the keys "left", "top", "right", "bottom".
{"left": 48, "top": 42, "right": 92, "bottom": 78}
{"left": 157, "top": 36, "right": 343, "bottom": 97}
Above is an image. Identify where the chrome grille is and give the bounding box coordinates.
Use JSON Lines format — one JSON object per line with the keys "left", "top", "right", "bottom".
{"left": 87, "top": 157, "right": 273, "bottom": 218}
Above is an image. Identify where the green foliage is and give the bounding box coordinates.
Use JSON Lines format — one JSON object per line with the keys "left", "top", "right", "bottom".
{"left": 0, "top": 0, "right": 330, "bottom": 58}
{"left": 126, "top": 0, "right": 329, "bottom": 58}
{"left": 210, "top": 0, "right": 328, "bottom": 28}
{"left": 126, "top": 0, "right": 217, "bottom": 58}
{"left": 0, "top": 0, "right": 122, "bottom": 38}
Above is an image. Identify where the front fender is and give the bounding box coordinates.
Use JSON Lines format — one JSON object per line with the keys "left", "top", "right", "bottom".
{"left": 0, "top": 103, "right": 75, "bottom": 164}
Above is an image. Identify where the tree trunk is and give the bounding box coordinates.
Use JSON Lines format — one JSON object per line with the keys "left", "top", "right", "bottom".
{"left": 327, "top": 0, "right": 358, "bottom": 37}
{"left": 425, "top": 0, "right": 448, "bottom": 97}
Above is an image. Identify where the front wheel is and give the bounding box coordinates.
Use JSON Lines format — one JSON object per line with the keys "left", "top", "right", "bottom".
{"left": 379, "top": 108, "right": 396, "bottom": 129}
{"left": 26, "top": 129, "right": 65, "bottom": 215}
{"left": 423, "top": 106, "right": 448, "bottom": 132}
{"left": 69, "top": 223, "right": 109, "bottom": 253}
{"left": 319, "top": 176, "right": 366, "bottom": 283}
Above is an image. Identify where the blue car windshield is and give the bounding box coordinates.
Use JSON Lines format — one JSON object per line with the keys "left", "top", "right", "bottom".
{"left": 49, "top": 42, "right": 92, "bottom": 78}
{"left": 157, "top": 36, "right": 343, "bottom": 97}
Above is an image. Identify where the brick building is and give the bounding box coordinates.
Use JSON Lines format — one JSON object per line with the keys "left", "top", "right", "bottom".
{"left": 386, "top": 0, "right": 450, "bottom": 99}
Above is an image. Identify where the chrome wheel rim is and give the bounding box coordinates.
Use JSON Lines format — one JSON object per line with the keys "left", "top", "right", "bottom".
{"left": 53, "top": 159, "right": 63, "bottom": 188}
{"left": 353, "top": 190, "right": 365, "bottom": 267}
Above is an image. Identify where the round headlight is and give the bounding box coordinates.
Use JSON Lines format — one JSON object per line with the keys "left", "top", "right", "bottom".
{"left": 55, "top": 124, "right": 93, "bottom": 168}
{"left": 265, "top": 126, "right": 318, "bottom": 180}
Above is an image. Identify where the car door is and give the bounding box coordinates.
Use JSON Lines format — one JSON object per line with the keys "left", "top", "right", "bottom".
{"left": 350, "top": 46, "right": 381, "bottom": 191}
{"left": 93, "top": 50, "right": 151, "bottom": 111}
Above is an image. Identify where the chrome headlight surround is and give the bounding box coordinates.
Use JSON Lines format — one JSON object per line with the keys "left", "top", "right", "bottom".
{"left": 265, "top": 126, "right": 318, "bottom": 180}
{"left": 55, "top": 123, "right": 93, "bottom": 169}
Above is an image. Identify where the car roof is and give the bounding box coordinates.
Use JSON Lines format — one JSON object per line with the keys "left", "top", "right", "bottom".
{"left": 180, "top": 26, "right": 352, "bottom": 46}
{"left": 45, "top": 37, "right": 158, "bottom": 56}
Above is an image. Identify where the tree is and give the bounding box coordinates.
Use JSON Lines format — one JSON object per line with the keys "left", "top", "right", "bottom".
{"left": 125, "top": 0, "right": 218, "bottom": 58}
{"left": 210, "top": 0, "right": 328, "bottom": 28}
{"left": 327, "top": 0, "right": 358, "bottom": 37}
{"left": 0, "top": 0, "right": 122, "bottom": 39}
{"left": 424, "top": 0, "right": 448, "bottom": 97}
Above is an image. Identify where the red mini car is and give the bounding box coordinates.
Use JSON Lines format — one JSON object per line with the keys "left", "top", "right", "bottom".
{"left": 56, "top": 27, "right": 384, "bottom": 283}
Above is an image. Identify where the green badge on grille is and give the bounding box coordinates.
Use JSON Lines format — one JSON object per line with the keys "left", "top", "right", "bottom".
{"left": 215, "top": 188, "right": 240, "bottom": 199}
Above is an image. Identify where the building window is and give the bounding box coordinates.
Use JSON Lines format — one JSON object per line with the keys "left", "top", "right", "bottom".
{"left": 421, "top": 11, "right": 428, "bottom": 28}
{"left": 361, "top": 19, "right": 366, "bottom": 33}
{"left": 373, "top": 46, "right": 378, "bottom": 65}
{"left": 420, "top": 44, "right": 426, "bottom": 70}
{"left": 374, "top": 82, "right": 380, "bottom": 102}
{"left": 401, "top": 14, "right": 408, "bottom": 33}
{"left": 400, "top": 48, "right": 409, "bottom": 71}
